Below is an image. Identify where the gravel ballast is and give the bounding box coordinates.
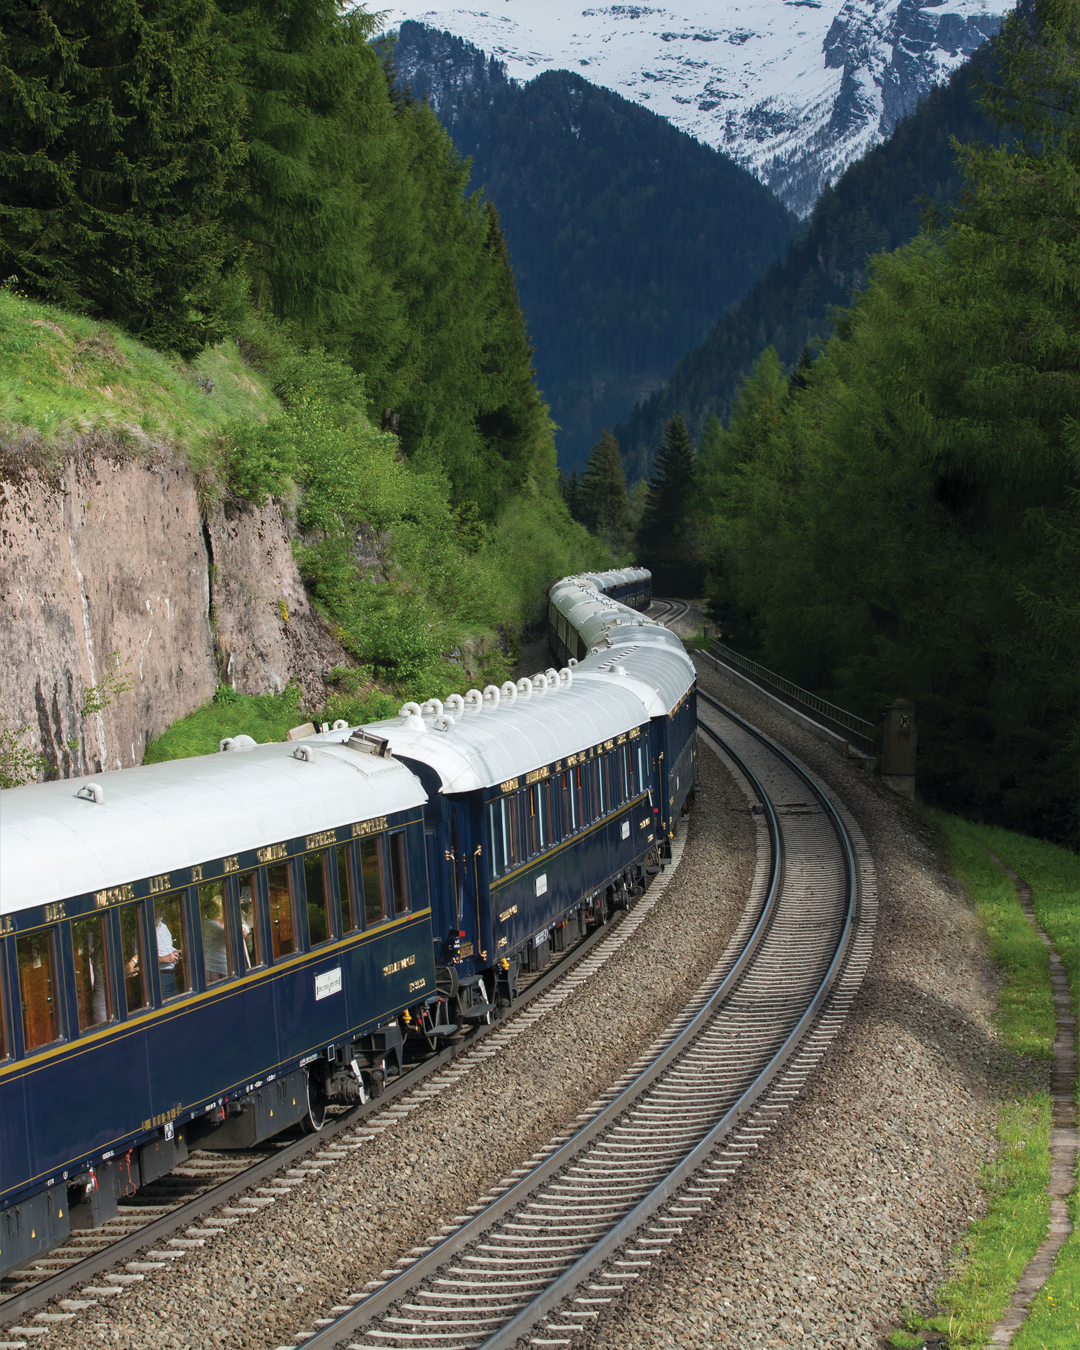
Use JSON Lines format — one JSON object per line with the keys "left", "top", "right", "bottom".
{"left": 570, "top": 659, "right": 1049, "bottom": 1350}
{"left": 38, "top": 741, "right": 755, "bottom": 1350}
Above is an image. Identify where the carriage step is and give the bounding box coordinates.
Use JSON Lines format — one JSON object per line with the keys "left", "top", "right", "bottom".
{"left": 460, "top": 1003, "right": 495, "bottom": 1022}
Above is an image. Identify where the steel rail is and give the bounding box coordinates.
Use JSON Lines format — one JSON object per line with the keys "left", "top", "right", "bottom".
{"left": 294, "top": 699, "right": 858, "bottom": 1350}
{"left": 0, "top": 889, "right": 645, "bottom": 1328}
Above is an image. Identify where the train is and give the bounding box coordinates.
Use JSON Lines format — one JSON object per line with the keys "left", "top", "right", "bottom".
{"left": 0, "top": 567, "right": 696, "bottom": 1277}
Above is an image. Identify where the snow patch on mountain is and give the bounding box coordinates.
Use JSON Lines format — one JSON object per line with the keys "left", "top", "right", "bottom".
{"left": 379, "top": 1, "right": 1014, "bottom": 214}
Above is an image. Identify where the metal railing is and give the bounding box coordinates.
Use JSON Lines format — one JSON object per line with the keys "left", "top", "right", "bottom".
{"left": 707, "top": 641, "right": 876, "bottom": 756}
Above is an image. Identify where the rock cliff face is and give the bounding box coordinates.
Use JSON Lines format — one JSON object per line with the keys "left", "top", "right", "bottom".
{"left": 1, "top": 446, "right": 350, "bottom": 779}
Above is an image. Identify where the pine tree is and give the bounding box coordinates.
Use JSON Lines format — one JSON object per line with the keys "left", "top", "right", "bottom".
{"left": 562, "top": 467, "right": 582, "bottom": 520}
{"left": 0, "top": 0, "right": 247, "bottom": 357}
{"left": 216, "top": 0, "right": 388, "bottom": 335}
{"left": 637, "top": 414, "right": 701, "bottom": 593}
{"left": 578, "top": 428, "right": 632, "bottom": 555}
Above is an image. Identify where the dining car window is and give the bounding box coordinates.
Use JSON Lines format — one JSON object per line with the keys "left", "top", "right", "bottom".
{"left": 336, "top": 845, "right": 357, "bottom": 933}
{"left": 16, "top": 928, "right": 61, "bottom": 1051}
{"left": 389, "top": 833, "right": 409, "bottom": 915}
{"left": 119, "top": 902, "right": 148, "bottom": 1014}
{"left": 200, "top": 880, "right": 235, "bottom": 983}
{"left": 0, "top": 965, "right": 8, "bottom": 1059}
{"left": 237, "top": 871, "right": 262, "bottom": 969}
{"left": 71, "top": 913, "right": 111, "bottom": 1031}
{"left": 303, "top": 851, "right": 335, "bottom": 946}
{"left": 359, "top": 838, "right": 386, "bottom": 926}
{"left": 487, "top": 803, "right": 501, "bottom": 879}
{"left": 266, "top": 864, "right": 296, "bottom": 959}
{"left": 153, "top": 891, "right": 191, "bottom": 1001}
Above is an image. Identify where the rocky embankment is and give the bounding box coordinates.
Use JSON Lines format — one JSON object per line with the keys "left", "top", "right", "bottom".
{"left": 0, "top": 445, "right": 349, "bottom": 777}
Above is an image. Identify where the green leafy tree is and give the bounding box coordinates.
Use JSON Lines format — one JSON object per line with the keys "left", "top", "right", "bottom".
{"left": 697, "top": 0, "right": 1079, "bottom": 842}
{"left": 578, "top": 428, "right": 632, "bottom": 557}
{"left": 0, "top": 0, "right": 246, "bottom": 357}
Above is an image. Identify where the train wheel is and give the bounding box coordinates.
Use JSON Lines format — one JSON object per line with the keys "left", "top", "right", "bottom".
{"left": 302, "top": 1067, "right": 327, "bottom": 1134}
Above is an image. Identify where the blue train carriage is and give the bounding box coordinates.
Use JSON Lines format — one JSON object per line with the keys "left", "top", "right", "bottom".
{"left": 548, "top": 572, "right": 697, "bottom": 850}
{"left": 0, "top": 733, "right": 436, "bottom": 1278}
{"left": 547, "top": 568, "right": 653, "bottom": 666}
{"left": 365, "top": 661, "right": 671, "bottom": 1019}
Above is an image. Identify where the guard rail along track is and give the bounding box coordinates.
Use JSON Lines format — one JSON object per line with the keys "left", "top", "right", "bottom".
{"left": 284, "top": 690, "right": 878, "bottom": 1350}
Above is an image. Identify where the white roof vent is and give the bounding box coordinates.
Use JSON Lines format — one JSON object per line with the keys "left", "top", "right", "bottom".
{"left": 220, "top": 734, "right": 258, "bottom": 752}
{"left": 347, "top": 729, "right": 392, "bottom": 758}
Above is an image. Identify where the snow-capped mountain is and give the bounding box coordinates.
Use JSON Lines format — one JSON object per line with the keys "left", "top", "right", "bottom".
{"left": 379, "top": 1, "right": 1013, "bottom": 214}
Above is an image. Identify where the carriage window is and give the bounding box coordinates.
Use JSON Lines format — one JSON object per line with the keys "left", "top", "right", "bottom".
{"left": 566, "top": 770, "right": 577, "bottom": 831}
{"left": 200, "top": 881, "right": 235, "bottom": 983}
{"left": 266, "top": 864, "right": 296, "bottom": 958}
{"left": 501, "top": 794, "right": 521, "bottom": 868}
{"left": 17, "top": 928, "right": 61, "bottom": 1050}
{"left": 119, "top": 903, "right": 148, "bottom": 1014}
{"left": 153, "top": 892, "right": 190, "bottom": 1001}
{"left": 487, "top": 803, "right": 501, "bottom": 879}
{"left": 72, "top": 913, "right": 112, "bottom": 1031}
{"left": 359, "top": 838, "right": 386, "bottom": 926}
{"left": 237, "top": 871, "right": 262, "bottom": 969}
{"left": 389, "top": 833, "right": 408, "bottom": 915}
{"left": 527, "top": 784, "right": 546, "bottom": 855}
{"left": 304, "top": 851, "right": 334, "bottom": 946}
{"left": 336, "top": 846, "right": 357, "bottom": 933}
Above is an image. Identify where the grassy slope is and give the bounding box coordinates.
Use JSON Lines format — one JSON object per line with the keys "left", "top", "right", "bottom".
{"left": 893, "top": 816, "right": 1078, "bottom": 1348}
{"left": 0, "top": 287, "right": 279, "bottom": 453}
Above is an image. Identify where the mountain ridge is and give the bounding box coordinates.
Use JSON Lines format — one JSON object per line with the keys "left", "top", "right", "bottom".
{"left": 384, "top": 1, "right": 1014, "bottom": 214}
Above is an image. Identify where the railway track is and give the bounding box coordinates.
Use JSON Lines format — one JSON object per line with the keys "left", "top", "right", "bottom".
{"left": 0, "top": 826, "right": 691, "bottom": 1335}
{"left": 277, "top": 691, "right": 877, "bottom": 1350}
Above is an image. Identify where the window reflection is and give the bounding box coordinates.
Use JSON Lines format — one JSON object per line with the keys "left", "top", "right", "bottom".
{"left": 199, "top": 881, "right": 234, "bottom": 984}
{"left": 71, "top": 914, "right": 111, "bottom": 1030}
{"left": 119, "top": 903, "right": 147, "bottom": 1013}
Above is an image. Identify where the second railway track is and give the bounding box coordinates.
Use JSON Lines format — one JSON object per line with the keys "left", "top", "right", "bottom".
{"left": 279, "top": 690, "right": 878, "bottom": 1350}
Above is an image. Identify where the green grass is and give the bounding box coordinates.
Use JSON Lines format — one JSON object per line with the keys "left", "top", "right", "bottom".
{"left": 0, "top": 285, "right": 279, "bottom": 458}
{"left": 889, "top": 816, "right": 1078, "bottom": 1349}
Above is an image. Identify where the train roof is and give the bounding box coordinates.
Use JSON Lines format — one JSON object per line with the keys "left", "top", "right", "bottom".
{"left": 0, "top": 742, "right": 426, "bottom": 915}
{"left": 361, "top": 665, "right": 668, "bottom": 796}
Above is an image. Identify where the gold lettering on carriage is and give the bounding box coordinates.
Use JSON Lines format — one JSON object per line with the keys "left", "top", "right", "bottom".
{"left": 629, "top": 726, "right": 640, "bottom": 739}
{"left": 190, "top": 864, "right": 203, "bottom": 882}
{"left": 257, "top": 843, "right": 287, "bottom": 864}
{"left": 148, "top": 873, "right": 171, "bottom": 895}
{"left": 95, "top": 884, "right": 135, "bottom": 908}
{"left": 500, "top": 777, "right": 519, "bottom": 793}
{"left": 305, "top": 830, "right": 337, "bottom": 851}
{"left": 383, "top": 954, "right": 416, "bottom": 977}
{"left": 353, "top": 817, "right": 387, "bottom": 838}
{"left": 525, "top": 767, "right": 549, "bottom": 784}
{"left": 222, "top": 856, "right": 239, "bottom": 874}
{"left": 45, "top": 903, "right": 66, "bottom": 922}
{"left": 499, "top": 904, "right": 518, "bottom": 923}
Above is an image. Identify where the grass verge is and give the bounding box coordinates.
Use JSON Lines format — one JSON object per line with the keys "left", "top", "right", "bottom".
{"left": 889, "top": 816, "right": 1078, "bottom": 1349}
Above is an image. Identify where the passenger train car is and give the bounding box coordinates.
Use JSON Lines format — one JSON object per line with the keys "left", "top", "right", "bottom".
{"left": 0, "top": 569, "right": 695, "bottom": 1277}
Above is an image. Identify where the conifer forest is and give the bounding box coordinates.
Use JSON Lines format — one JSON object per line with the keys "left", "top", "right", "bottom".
{"left": 1, "top": 0, "right": 1076, "bottom": 845}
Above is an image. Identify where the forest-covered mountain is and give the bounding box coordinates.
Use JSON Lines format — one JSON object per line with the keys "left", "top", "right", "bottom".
{"left": 392, "top": 21, "right": 797, "bottom": 471}
{"left": 615, "top": 35, "right": 1003, "bottom": 481}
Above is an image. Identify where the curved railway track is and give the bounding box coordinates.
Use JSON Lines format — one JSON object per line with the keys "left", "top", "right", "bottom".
{"left": 0, "top": 827, "right": 692, "bottom": 1332}
{"left": 280, "top": 690, "right": 878, "bottom": 1350}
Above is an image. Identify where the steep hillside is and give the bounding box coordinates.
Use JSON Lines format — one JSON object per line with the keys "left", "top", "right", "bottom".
{"left": 616, "top": 37, "right": 1004, "bottom": 478}
{"left": 393, "top": 22, "right": 797, "bottom": 471}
